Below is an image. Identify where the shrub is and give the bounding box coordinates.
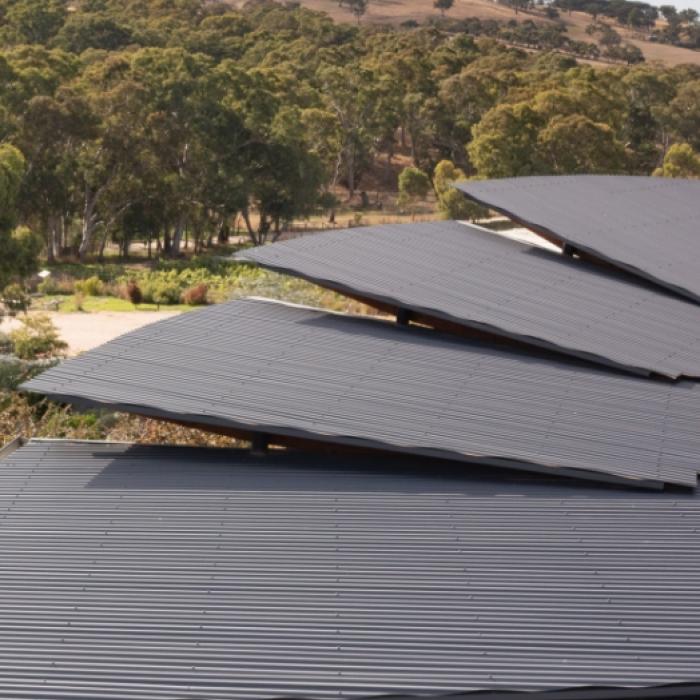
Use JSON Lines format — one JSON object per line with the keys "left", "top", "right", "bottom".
{"left": 1, "top": 283, "right": 30, "bottom": 315}
{"left": 116, "top": 261, "right": 264, "bottom": 307}
{"left": 74, "top": 275, "right": 104, "bottom": 296}
{"left": 38, "top": 277, "right": 58, "bottom": 295}
{"left": 38, "top": 275, "right": 75, "bottom": 295}
{"left": 150, "top": 281, "right": 181, "bottom": 307}
{"left": 9, "top": 314, "right": 67, "bottom": 360}
{"left": 139, "top": 276, "right": 181, "bottom": 306}
{"left": 181, "top": 283, "right": 208, "bottom": 305}
{"left": 433, "top": 161, "right": 489, "bottom": 221}
{"left": 0, "top": 357, "right": 55, "bottom": 391}
{"left": 0, "top": 358, "right": 25, "bottom": 391}
{"left": 124, "top": 281, "right": 142, "bottom": 306}
{"left": 73, "top": 292, "right": 86, "bottom": 311}
{"left": 138, "top": 279, "right": 155, "bottom": 304}
{"left": 398, "top": 166, "right": 431, "bottom": 215}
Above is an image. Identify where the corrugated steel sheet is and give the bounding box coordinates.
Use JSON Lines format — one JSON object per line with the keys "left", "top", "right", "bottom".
{"left": 3, "top": 438, "right": 700, "bottom": 699}
{"left": 21, "top": 298, "right": 700, "bottom": 489}
{"left": 235, "top": 221, "right": 700, "bottom": 379}
{"left": 456, "top": 176, "right": 700, "bottom": 304}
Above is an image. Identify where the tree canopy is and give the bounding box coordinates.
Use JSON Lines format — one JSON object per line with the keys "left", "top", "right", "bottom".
{"left": 0, "top": 0, "right": 696, "bottom": 267}
{"left": 654, "top": 143, "right": 700, "bottom": 178}
{"left": 0, "top": 144, "right": 35, "bottom": 289}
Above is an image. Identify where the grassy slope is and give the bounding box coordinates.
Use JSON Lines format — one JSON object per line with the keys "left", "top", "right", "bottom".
{"left": 277, "top": 0, "right": 700, "bottom": 66}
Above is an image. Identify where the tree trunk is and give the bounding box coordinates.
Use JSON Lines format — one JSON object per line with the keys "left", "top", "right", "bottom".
{"left": 78, "top": 187, "right": 100, "bottom": 261}
{"left": 258, "top": 213, "right": 271, "bottom": 245}
{"left": 271, "top": 216, "right": 282, "bottom": 243}
{"left": 98, "top": 228, "right": 109, "bottom": 262}
{"left": 217, "top": 220, "right": 230, "bottom": 245}
{"left": 241, "top": 207, "right": 258, "bottom": 245}
{"left": 345, "top": 143, "right": 356, "bottom": 201}
{"left": 409, "top": 126, "right": 418, "bottom": 164}
{"left": 170, "top": 217, "right": 186, "bottom": 257}
{"left": 46, "top": 214, "right": 60, "bottom": 263}
{"left": 61, "top": 215, "right": 69, "bottom": 253}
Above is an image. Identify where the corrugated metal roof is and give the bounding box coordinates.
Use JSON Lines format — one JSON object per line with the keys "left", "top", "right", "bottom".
{"left": 235, "top": 221, "right": 700, "bottom": 379}
{"left": 21, "top": 298, "right": 700, "bottom": 489}
{"left": 3, "top": 438, "right": 700, "bottom": 699}
{"left": 455, "top": 176, "right": 700, "bottom": 304}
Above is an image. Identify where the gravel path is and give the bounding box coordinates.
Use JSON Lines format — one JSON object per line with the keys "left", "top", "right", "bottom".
{"left": 1, "top": 311, "right": 181, "bottom": 356}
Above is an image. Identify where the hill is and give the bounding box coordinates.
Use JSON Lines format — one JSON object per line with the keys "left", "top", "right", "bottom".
{"left": 285, "top": 0, "right": 700, "bottom": 66}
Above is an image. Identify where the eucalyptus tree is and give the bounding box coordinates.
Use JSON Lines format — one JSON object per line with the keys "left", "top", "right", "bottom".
{"left": 318, "top": 64, "right": 382, "bottom": 200}
{"left": 0, "top": 144, "right": 40, "bottom": 289}
{"left": 653, "top": 143, "right": 700, "bottom": 178}
{"left": 0, "top": 0, "right": 66, "bottom": 45}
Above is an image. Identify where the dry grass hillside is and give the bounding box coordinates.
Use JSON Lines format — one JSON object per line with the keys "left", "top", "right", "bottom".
{"left": 283, "top": 0, "right": 700, "bottom": 66}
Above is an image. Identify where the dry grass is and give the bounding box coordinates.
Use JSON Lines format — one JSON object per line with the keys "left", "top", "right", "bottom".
{"left": 0, "top": 393, "right": 244, "bottom": 449}
{"left": 244, "top": 0, "right": 700, "bottom": 67}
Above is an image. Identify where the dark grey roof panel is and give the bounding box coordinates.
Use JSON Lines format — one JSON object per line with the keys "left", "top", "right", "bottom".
{"left": 21, "top": 298, "right": 700, "bottom": 489}
{"left": 3, "top": 439, "right": 700, "bottom": 698}
{"left": 235, "top": 221, "right": 700, "bottom": 379}
{"left": 456, "top": 176, "right": 700, "bottom": 303}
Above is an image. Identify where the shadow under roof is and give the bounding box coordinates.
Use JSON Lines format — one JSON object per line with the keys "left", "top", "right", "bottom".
{"left": 455, "top": 176, "right": 700, "bottom": 304}
{"left": 3, "top": 438, "right": 700, "bottom": 699}
{"left": 236, "top": 221, "right": 700, "bottom": 379}
{"left": 21, "top": 298, "right": 700, "bottom": 489}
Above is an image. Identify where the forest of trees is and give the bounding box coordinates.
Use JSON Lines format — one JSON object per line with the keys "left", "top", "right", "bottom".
{"left": 0, "top": 0, "right": 699, "bottom": 280}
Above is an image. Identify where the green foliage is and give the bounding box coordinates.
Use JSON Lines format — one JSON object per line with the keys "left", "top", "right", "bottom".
{"left": 0, "top": 146, "right": 40, "bottom": 289}
{"left": 555, "top": 0, "right": 658, "bottom": 28}
{"left": 399, "top": 167, "right": 431, "bottom": 199}
{"left": 433, "top": 160, "right": 487, "bottom": 220}
{"left": 659, "top": 81, "right": 700, "bottom": 151}
{"left": 538, "top": 115, "right": 628, "bottom": 174}
{"left": 434, "top": 0, "right": 454, "bottom": 16}
{"left": 38, "top": 275, "right": 75, "bottom": 295}
{"left": 654, "top": 143, "right": 700, "bottom": 178}
{"left": 8, "top": 314, "right": 67, "bottom": 360}
{"left": 1, "top": 283, "right": 30, "bottom": 316}
{"left": 468, "top": 103, "right": 543, "bottom": 178}
{"left": 398, "top": 167, "right": 431, "bottom": 214}
{"left": 0, "top": 0, "right": 693, "bottom": 277}
{"left": 558, "top": 0, "right": 700, "bottom": 49}
{"left": 0, "top": 357, "right": 55, "bottom": 392}
{"left": 74, "top": 275, "right": 104, "bottom": 296}
{"left": 9, "top": 227, "right": 42, "bottom": 279}
{"left": 348, "top": 0, "right": 368, "bottom": 23}
{"left": 142, "top": 278, "right": 182, "bottom": 307}
{"left": 54, "top": 13, "right": 134, "bottom": 53}
{"left": 0, "top": 0, "right": 67, "bottom": 45}
{"left": 1, "top": 385, "right": 244, "bottom": 447}
{"left": 124, "top": 268, "right": 220, "bottom": 305}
